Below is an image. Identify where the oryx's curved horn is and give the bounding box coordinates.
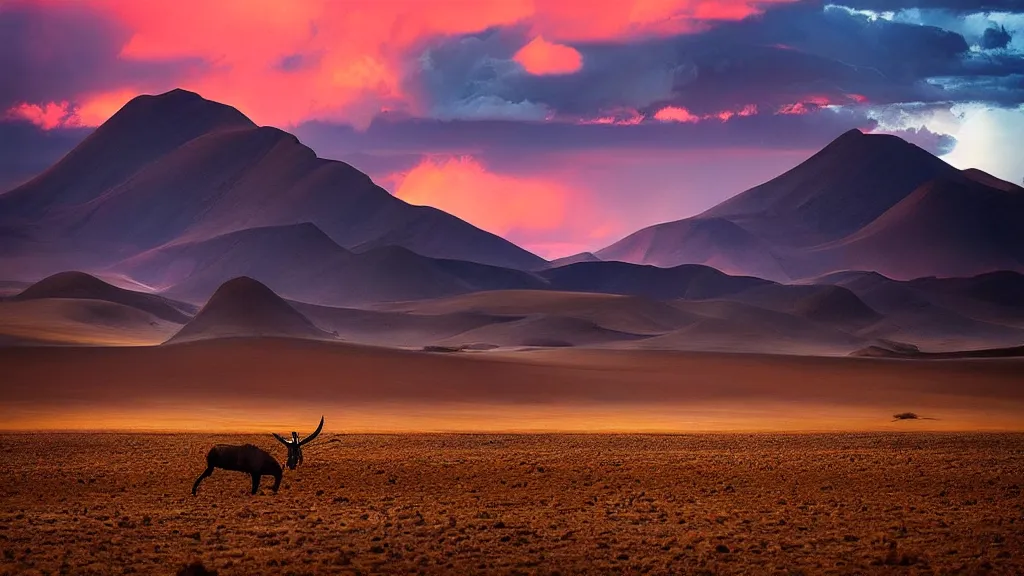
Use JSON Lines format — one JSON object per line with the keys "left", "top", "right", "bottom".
{"left": 272, "top": 432, "right": 291, "bottom": 446}
{"left": 299, "top": 416, "right": 324, "bottom": 446}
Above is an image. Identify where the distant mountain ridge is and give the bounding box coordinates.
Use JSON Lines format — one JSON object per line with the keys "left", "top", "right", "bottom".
{"left": 597, "top": 129, "right": 1024, "bottom": 281}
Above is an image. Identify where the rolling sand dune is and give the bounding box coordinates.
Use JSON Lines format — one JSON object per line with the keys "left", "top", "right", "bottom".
{"left": 165, "top": 277, "right": 333, "bottom": 344}
{"left": 11, "top": 271, "right": 193, "bottom": 323}
{"left": 292, "top": 301, "right": 520, "bottom": 348}
{"left": 0, "top": 298, "right": 180, "bottom": 346}
{"left": 654, "top": 300, "right": 867, "bottom": 355}
{"left": 436, "top": 314, "right": 649, "bottom": 349}
{"left": 727, "top": 283, "right": 880, "bottom": 331}
{"left": 852, "top": 343, "right": 1024, "bottom": 359}
{"left": 908, "top": 271, "right": 1024, "bottom": 326}
{"left": 856, "top": 305, "right": 1024, "bottom": 352}
{"left": 2, "top": 337, "right": 1023, "bottom": 432}
{"left": 378, "top": 290, "right": 701, "bottom": 336}
{"left": 807, "top": 270, "right": 1024, "bottom": 345}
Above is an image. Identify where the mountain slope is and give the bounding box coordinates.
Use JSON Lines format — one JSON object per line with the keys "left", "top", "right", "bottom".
{"left": 0, "top": 89, "right": 544, "bottom": 272}
{"left": 811, "top": 176, "right": 1024, "bottom": 280}
{"left": 595, "top": 217, "right": 788, "bottom": 281}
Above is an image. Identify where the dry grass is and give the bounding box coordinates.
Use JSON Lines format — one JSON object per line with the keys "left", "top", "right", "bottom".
{"left": 1, "top": 433, "right": 1022, "bottom": 575}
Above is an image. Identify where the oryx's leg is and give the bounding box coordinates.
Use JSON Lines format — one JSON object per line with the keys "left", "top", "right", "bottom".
{"left": 192, "top": 466, "right": 214, "bottom": 495}
{"left": 271, "top": 471, "right": 282, "bottom": 494}
{"left": 251, "top": 473, "right": 261, "bottom": 495}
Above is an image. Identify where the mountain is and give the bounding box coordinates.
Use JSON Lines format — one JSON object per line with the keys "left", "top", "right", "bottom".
{"left": 0, "top": 89, "right": 254, "bottom": 218}
{"left": 113, "top": 222, "right": 546, "bottom": 306}
{"left": 595, "top": 129, "right": 1024, "bottom": 280}
{"left": 540, "top": 261, "right": 772, "bottom": 300}
{"left": 165, "top": 277, "right": 332, "bottom": 344}
{"left": 11, "top": 271, "right": 192, "bottom": 324}
{"left": 702, "top": 129, "right": 958, "bottom": 245}
{"left": 0, "top": 89, "right": 544, "bottom": 276}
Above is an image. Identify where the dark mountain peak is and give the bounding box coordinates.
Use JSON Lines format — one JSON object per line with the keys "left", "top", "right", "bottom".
{"left": 14, "top": 271, "right": 110, "bottom": 299}
{"left": 832, "top": 127, "right": 865, "bottom": 142}
{"left": 107, "top": 89, "right": 255, "bottom": 138}
{"left": 166, "top": 276, "right": 330, "bottom": 343}
{"left": 819, "top": 127, "right": 928, "bottom": 159}
{"left": 206, "top": 276, "right": 281, "bottom": 304}
{"left": 153, "top": 88, "right": 203, "bottom": 101}
{"left": 702, "top": 128, "right": 958, "bottom": 243}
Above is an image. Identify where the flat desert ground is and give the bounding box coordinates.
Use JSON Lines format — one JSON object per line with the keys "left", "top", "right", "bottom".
{"left": 3, "top": 339, "right": 1024, "bottom": 574}
{"left": 1, "top": 433, "right": 1023, "bottom": 575}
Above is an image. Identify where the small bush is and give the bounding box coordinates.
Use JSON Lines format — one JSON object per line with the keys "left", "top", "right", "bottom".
{"left": 177, "top": 561, "right": 217, "bottom": 576}
{"left": 422, "top": 345, "right": 462, "bottom": 353}
{"left": 893, "top": 412, "right": 919, "bottom": 420}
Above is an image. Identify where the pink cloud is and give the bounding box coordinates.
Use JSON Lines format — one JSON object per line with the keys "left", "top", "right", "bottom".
{"left": 5, "top": 101, "right": 82, "bottom": 130}
{"left": 514, "top": 36, "right": 583, "bottom": 75}
{"left": 10, "top": 0, "right": 800, "bottom": 129}
{"left": 654, "top": 106, "right": 701, "bottom": 123}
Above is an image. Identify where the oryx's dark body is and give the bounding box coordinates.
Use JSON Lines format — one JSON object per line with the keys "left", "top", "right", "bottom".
{"left": 273, "top": 415, "right": 324, "bottom": 470}
{"left": 192, "top": 444, "right": 283, "bottom": 496}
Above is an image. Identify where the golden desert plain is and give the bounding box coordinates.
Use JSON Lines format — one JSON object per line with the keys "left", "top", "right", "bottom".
{"left": 2, "top": 334, "right": 1024, "bottom": 575}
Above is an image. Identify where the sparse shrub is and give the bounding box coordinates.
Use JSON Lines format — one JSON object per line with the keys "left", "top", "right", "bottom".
{"left": 176, "top": 561, "right": 217, "bottom": 576}
{"left": 893, "top": 412, "right": 920, "bottom": 420}
{"left": 521, "top": 338, "right": 572, "bottom": 348}
{"left": 422, "top": 345, "right": 462, "bottom": 353}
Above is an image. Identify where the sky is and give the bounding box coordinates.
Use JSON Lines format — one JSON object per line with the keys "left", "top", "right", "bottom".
{"left": 1, "top": 0, "right": 1022, "bottom": 258}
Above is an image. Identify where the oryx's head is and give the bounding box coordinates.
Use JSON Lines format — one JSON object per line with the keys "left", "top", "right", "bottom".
{"left": 273, "top": 416, "right": 324, "bottom": 470}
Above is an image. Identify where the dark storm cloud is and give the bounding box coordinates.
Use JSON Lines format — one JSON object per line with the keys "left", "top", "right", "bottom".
{"left": 295, "top": 106, "right": 877, "bottom": 156}
{"left": 0, "top": 1, "right": 204, "bottom": 109}
{"left": 833, "top": 0, "right": 1024, "bottom": 12}
{"left": 406, "top": 0, "right": 1022, "bottom": 120}
{"left": 981, "top": 26, "right": 1013, "bottom": 50}
{"left": 0, "top": 121, "right": 90, "bottom": 193}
